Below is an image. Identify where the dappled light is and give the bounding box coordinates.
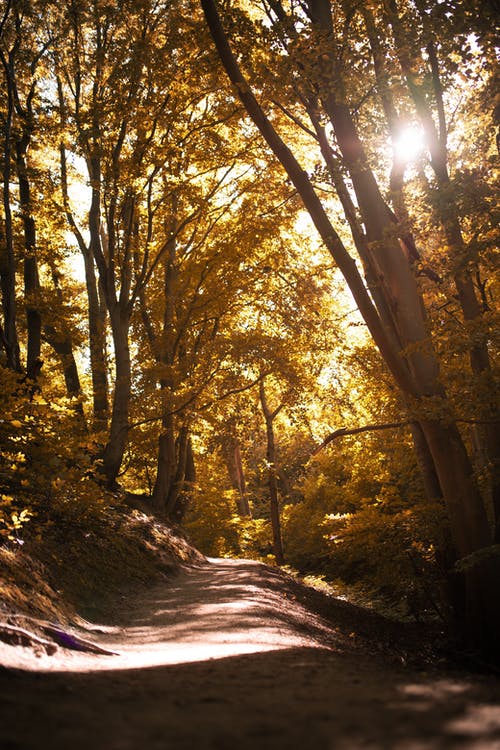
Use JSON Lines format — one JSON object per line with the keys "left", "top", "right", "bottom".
{"left": 2, "top": 559, "right": 500, "bottom": 749}
{"left": 2, "top": 559, "right": 500, "bottom": 750}
{"left": 1, "top": 0, "right": 499, "bottom": 746}
{"left": 0, "top": 559, "right": 339, "bottom": 673}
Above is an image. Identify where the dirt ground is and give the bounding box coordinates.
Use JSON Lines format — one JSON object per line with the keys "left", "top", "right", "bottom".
{"left": 1, "top": 558, "right": 500, "bottom": 749}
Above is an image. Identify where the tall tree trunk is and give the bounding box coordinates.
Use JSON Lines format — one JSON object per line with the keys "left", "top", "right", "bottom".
{"left": 385, "top": 0, "right": 500, "bottom": 537}
{"left": 259, "top": 379, "right": 285, "bottom": 565}
{"left": 58, "top": 83, "right": 108, "bottom": 429}
{"left": 165, "top": 425, "right": 190, "bottom": 520}
{"left": 0, "top": 69, "right": 20, "bottom": 371}
{"left": 102, "top": 307, "right": 130, "bottom": 486}
{"left": 221, "top": 425, "right": 252, "bottom": 516}
{"left": 152, "top": 209, "right": 180, "bottom": 514}
{"left": 15, "top": 135, "right": 41, "bottom": 377}
{"left": 170, "top": 436, "right": 196, "bottom": 524}
{"left": 45, "top": 331, "right": 82, "bottom": 398}
{"left": 43, "top": 262, "right": 84, "bottom": 411}
{"left": 152, "top": 400, "right": 177, "bottom": 513}
{"left": 86, "top": 163, "right": 109, "bottom": 430}
{"left": 200, "top": 0, "right": 500, "bottom": 655}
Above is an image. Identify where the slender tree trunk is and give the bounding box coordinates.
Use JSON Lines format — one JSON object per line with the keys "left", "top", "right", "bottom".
{"left": 58, "top": 82, "right": 108, "bottom": 429}
{"left": 43, "top": 322, "right": 82, "bottom": 396}
{"left": 86, "top": 164, "right": 109, "bottom": 430}
{"left": 102, "top": 307, "right": 130, "bottom": 486}
{"left": 15, "top": 135, "right": 41, "bottom": 376}
{"left": 170, "top": 436, "right": 196, "bottom": 524}
{"left": 152, "top": 207, "right": 180, "bottom": 514}
{"left": 41, "top": 263, "right": 85, "bottom": 419}
{"left": 0, "top": 74, "right": 20, "bottom": 371}
{"left": 259, "top": 379, "right": 285, "bottom": 565}
{"left": 152, "top": 401, "right": 177, "bottom": 513}
{"left": 221, "top": 426, "right": 252, "bottom": 516}
{"left": 165, "top": 425, "right": 190, "bottom": 520}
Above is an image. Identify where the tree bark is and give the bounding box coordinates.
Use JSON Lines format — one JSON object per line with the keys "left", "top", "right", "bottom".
{"left": 170, "top": 436, "right": 196, "bottom": 524}
{"left": 152, "top": 404, "right": 177, "bottom": 513}
{"left": 58, "top": 80, "right": 109, "bottom": 429}
{"left": 0, "top": 56, "right": 20, "bottom": 371}
{"left": 15, "top": 134, "right": 42, "bottom": 376}
{"left": 221, "top": 424, "right": 252, "bottom": 516}
{"left": 259, "top": 379, "right": 285, "bottom": 565}
{"left": 165, "top": 425, "right": 190, "bottom": 520}
{"left": 151, "top": 218, "right": 179, "bottom": 513}
{"left": 85, "top": 159, "right": 110, "bottom": 429}
{"left": 102, "top": 307, "right": 130, "bottom": 486}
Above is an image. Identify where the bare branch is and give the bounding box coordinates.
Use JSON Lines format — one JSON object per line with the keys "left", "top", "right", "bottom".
{"left": 312, "top": 421, "right": 408, "bottom": 455}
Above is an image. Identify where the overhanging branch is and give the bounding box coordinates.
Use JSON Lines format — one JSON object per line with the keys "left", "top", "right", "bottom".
{"left": 312, "top": 421, "right": 408, "bottom": 455}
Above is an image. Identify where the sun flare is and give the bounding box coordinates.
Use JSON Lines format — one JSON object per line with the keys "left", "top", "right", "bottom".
{"left": 392, "top": 125, "right": 425, "bottom": 163}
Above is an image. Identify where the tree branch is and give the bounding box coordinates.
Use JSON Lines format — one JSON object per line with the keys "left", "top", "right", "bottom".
{"left": 312, "top": 421, "right": 408, "bottom": 455}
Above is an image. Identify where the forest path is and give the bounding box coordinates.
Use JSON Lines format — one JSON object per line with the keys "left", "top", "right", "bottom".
{"left": 1, "top": 557, "right": 500, "bottom": 749}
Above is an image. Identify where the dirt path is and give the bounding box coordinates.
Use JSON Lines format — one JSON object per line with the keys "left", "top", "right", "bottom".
{"left": 1, "top": 558, "right": 500, "bottom": 749}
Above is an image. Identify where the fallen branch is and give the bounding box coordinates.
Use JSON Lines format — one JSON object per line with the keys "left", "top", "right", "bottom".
{"left": 0, "top": 623, "right": 57, "bottom": 654}
{"left": 38, "top": 624, "right": 120, "bottom": 655}
{"left": 2, "top": 617, "right": 119, "bottom": 656}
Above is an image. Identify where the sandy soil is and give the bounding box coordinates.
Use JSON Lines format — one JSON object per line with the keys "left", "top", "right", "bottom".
{"left": 1, "top": 557, "right": 500, "bottom": 749}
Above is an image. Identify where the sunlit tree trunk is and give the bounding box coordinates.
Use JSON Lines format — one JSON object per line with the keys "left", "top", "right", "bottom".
{"left": 200, "top": 0, "right": 500, "bottom": 655}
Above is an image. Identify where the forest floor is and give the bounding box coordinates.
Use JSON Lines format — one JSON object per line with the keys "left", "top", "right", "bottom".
{"left": 1, "top": 557, "right": 500, "bottom": 749}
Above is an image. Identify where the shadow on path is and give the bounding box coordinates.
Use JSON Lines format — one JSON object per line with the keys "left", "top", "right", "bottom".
{"left": 2, "top": 646, "right": 500, "bottom": 750}
{"left": 1, "top": 558, "right": 500, "bottom": 749}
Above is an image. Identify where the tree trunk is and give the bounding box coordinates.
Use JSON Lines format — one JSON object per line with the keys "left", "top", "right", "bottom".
{"left": 259, "top": 380, "right": 285, "bottom": 565}
{"left": 0, "top": 74, "right": 20, "bottom": 371}
{"left": 152, "top": 404, "right": 177, "bottom": 513}
{"left": 102, "top": 307, "right": 131, "bottom": 486}
{"left": 86, "top": 166, "right": 109, "bottom": 430}
{"left": 165, "top": 425, "right": 189, "bottom": 518}
{"left": 152, "top": 211, "right": 181, "bottom": 515}
{"left": 58, "top": 84, "right": 108, "bottom": 429}
{"left": 385, "top": 0, "right": 500, "bottom": 537}
{"left": 43, "top": 324, "right": 83, "bottom": 397}
{"left": 15, "top": 135, "right": 42, "bottom": 376}
{"left": 221, "top": 427, "right": 252, "bottom": 516}
{"left": 168, "top": 430, "right": 196, "bottom": 524}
